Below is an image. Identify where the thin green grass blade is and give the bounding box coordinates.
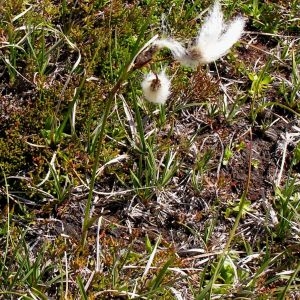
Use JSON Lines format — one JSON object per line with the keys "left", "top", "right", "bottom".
{"left": 76, "top": 275, "right": 88, "bottom": 300}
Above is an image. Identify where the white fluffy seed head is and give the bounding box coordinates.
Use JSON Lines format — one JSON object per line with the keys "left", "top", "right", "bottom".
{"left": 191, "top": 1, "right": 245, "bottom": 64}
{"left": 195, "top": 17, "right": 245, "bottom": 64}
{"left": 196, "top": 0, "right": 224, "bottom": 46}
{"left": 141, "top": 70, "right": 171, "bottom": 104}
{"left": 153, "top": 1, "right": 245, "bottom": 67}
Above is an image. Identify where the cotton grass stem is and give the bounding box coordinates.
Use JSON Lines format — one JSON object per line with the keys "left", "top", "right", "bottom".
{"left": 81, "top": 25, "right": 153, "bottom": 246}
{"left": 81, "top": 71, "right": 129, "bottom": 245}
{"left": 197, "top": 128, "right": 253, "bottom": 299}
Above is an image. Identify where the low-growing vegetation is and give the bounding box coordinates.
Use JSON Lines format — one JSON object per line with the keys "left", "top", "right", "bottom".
{"left": 0, "top": 0, "right": 299, "bottom": 299}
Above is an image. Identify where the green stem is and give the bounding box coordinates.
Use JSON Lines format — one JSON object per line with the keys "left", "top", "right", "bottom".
{"left": 80, "top": 19, "right": 154, "bottom": 247}
{"left": 81, "top": 72, "right": 128, "bottom": 245}
{"left": 197, "top": 129, "right": 253, "bottom": 299}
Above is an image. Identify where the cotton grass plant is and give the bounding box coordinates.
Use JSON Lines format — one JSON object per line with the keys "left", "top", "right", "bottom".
{"left": 140, "top": 1, "right": 245, "bottom": 104}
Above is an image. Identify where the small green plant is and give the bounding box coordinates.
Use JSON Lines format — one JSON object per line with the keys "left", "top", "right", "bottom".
{"left": 225, "top": 199, "right": 252, "bottom": 219}
{"left": 222, "top": 145, "right": 234, "bottom": 166}
{"left": 0, "top": 227, "right": 64, "bottom": 299}
{"left": 274, "top": 180, "right": 300, "bottom": 240}
{"left": 191, "top": 150, "right": 213, "bottom": 192}
{"left": 247, "top": 60, "right": 273, "bottom": 121}
{"left": 279, "top": 51, "right": 300, "bottom": 110}
{"left": 248, "top": 71, "right": 273, "bottom": 98}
